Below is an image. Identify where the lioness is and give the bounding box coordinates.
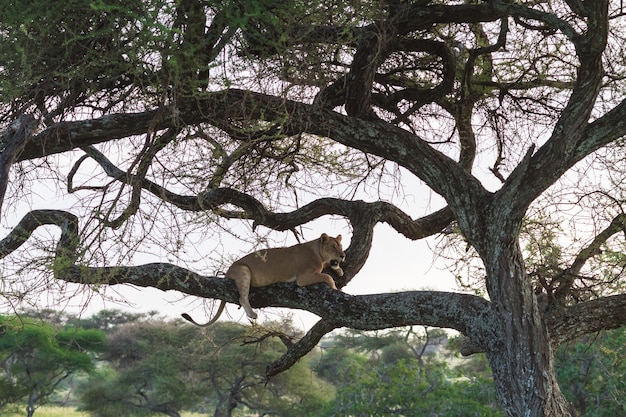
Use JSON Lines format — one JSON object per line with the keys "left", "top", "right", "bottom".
{"left": 182, "top": 233, "right": 345, "bottom": 326}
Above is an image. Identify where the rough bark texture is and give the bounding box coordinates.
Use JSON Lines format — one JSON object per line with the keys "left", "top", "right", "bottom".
{"left": 482, "top": 242, "right": 576, "bottom": 416}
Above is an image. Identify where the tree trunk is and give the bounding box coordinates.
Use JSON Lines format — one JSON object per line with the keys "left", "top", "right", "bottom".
{"left": 213, "top": 395, "right": 230, "bottom": 417}
{"left": 483, "top": 240, "right": 577, "bottom": 417}
{"left": 214, "top": 376, "right": 243, "bottom": 417}
{"left": 26, "top": 391, "right": 36, "bottom": 417}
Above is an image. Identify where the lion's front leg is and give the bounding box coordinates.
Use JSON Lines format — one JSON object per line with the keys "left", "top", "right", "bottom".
{"left": 296, "top": 272, "right": 337, "bottom": 290}
{"left": 330, "top": 264, "right": 344, "bottom": 276}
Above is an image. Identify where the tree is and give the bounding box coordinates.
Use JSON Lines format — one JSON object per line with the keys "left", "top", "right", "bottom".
{"left": 318, "top": 328, "right": 504, "bottom": 416}
{"left": 196, "top": 321, "right": 332, "bottom": 417}
{"left": 78, "top": 321, "right": 199, "bottom": 417}
{"left": 1, "top": 1, "right": 626, "bottom": 416}
{"left": 78, "top": 319, "right": 332, "bottom": 417}
{"left": 0, "top": 315, "right": 104, "bottom": 417}
{"left": 323, "top": 358, "right": 503, "bottom": 417}
{"left": 554, "top": 328, "right": 626, "bottom": 416}
{"left": 68, "top": 309, "right": 150, "bottom": 331}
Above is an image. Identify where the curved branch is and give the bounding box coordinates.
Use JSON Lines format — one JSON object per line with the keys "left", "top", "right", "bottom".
{"left": 25, "top": 89, "right": 487, "bottom": 210}
{"left": 0, "top": 209, "right": 79, "bottom": 265}
{"left": 0, "top": 210, "right": 475, "bottom": 336}
{"left": 78, "top": 144, "right": 454, "bottom": 285}
{"left": 78, "top": 127, "right": 423, "bottom": 235}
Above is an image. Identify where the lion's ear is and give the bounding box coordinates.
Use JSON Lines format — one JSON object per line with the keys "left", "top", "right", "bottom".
{"left": 320, "top": 233, "right": 329, "bottom": 240}
{"left": 336, "top": 235, "right": 342, "bottom": 242}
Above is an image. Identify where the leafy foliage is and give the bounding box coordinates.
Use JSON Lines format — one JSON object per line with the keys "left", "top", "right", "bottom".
{"left": 0, "top": 315, "right": 105, "bottom": 416}
{"left": 5, "top": 312, "right": 626, "bottom": 417}
{"left": 555, "top": 328, "right": 626, "bottom": 416}
{"left": 318, "top": 328, "right": 503, "bottom": 417}
{"left": 78, "top": 318, "right": 332, "bottom": 417}
{"left": 323, "top": 358, "right": 503, "bottom": 417}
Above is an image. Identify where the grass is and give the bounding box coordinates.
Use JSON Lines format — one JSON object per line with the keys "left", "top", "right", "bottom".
{"left": 4, "top": 405, "right": 205, "bottom": 417}
{"left": 3, "top": 406, "right": 89, "bottom": 417}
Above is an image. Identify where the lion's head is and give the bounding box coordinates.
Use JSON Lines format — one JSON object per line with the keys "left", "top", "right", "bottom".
{"left": 320, "top": 233, "right": 346, "bottom": 273}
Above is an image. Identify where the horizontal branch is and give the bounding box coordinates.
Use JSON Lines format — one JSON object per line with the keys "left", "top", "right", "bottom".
{"left": 547, "top": 294, "right": 626, "bottom": 346}
{"left": 5, "top": 209, "right": 626, "bottom": 374}
{"left": 0, "top": 210, "right": 484, "bottom": 336}
{"left": 24, "top": 89, "right": 485, "bottom": 217}
{"left": 56, "top": 262, "right": 490, "bottom": 334}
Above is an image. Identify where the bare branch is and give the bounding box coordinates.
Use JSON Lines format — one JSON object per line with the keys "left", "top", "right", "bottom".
{"left": 266, "top": 319, "right": 338, "bottom": 380}
{"left": 78, "top": 142, "right": 453, "bottom": 284}
{"left": 553, "top": 213, "right": 626, "bottom": 302}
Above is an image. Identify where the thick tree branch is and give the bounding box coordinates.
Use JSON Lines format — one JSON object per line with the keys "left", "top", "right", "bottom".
{"left": 23, "top": 89, "right": 486, "bottom": 218}
{"left": 20, "top": 74, "right": 626, "bottom": 284}
{"left": 547, "top": 294, "right": 626, "bottom": 346}
{"left": 344, "top": 27, "right": 388, "bottom": 119}
{"left": 0, "top": 209, "right": 485, "bottom": 373}
{"left": 6, "top": 209, "right": 626, "bottom": 376}
{"left": 0, "top": 209, "right": 491, "bottom": 375}
{"left": 0, "top": 115, "right": 38, "bottom": 217}
{"left": 461, "top": 293, "right": 626, "bottom": 355}
{"left": 574, "top": 98, "right": 626, "bottom": 160}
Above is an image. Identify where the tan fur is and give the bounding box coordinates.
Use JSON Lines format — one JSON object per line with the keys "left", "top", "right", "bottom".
{"left": 182, "top": 233, "right": 345, "bottom": 326}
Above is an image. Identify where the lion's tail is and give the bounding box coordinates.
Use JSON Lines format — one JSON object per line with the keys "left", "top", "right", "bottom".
{"left": 181, "top": 300, "right": 227, "bottom": 327}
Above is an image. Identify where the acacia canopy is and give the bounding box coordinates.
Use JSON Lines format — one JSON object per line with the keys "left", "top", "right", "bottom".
{"left": 2, "top": 1, "right": 626, "bottom": 416}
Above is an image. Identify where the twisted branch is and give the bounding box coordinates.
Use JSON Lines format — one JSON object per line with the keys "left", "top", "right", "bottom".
{"left": 74, "top": 144, "right": 453, "bottom": 287}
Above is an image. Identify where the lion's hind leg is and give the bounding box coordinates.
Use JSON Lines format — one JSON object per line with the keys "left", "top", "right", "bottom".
{"left": 226, "top": 264, "right": 258, "bottom": 320}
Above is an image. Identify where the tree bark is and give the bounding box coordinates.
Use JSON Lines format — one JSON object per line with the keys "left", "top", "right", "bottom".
{"left": 482, "top": 240, "right": 577, "bottom": 417}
